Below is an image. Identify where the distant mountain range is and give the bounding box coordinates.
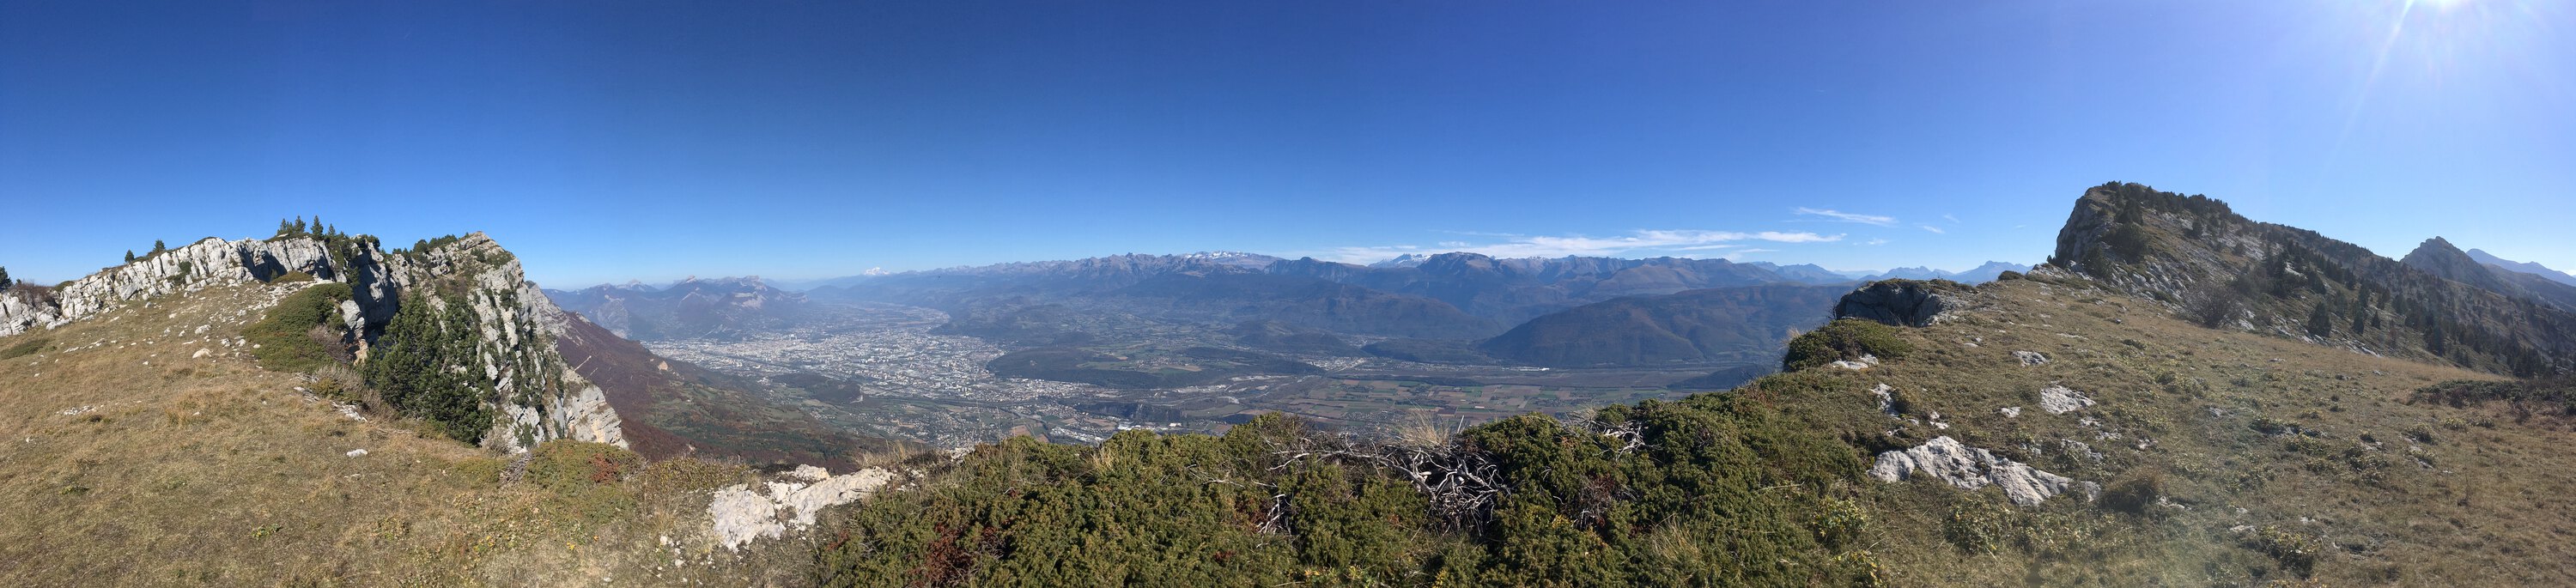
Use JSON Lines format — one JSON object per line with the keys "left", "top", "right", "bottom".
{"left": 552, "top": 252, "right": 2027, "bottom": 372}
{"left": 793, "top": 252, "right": 2021, "bottom": 327}
{"left": 1476, "top": 283, "right": 1848, "bottom": 367}
{"left": 545, "top": 276, "right": 811, "bottom": 341}
{"left": 2403, "top": 239, "right": 2576, "bottom": 314}
{"left": 2465, "top": 248, "right": 2576, "bottom": 288}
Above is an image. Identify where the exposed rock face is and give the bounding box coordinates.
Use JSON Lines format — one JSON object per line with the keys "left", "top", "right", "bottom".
{"left": 1833, "top": 280, "right": 1959, "bottom": 327}
{"left": 1867, "top": 436, "right": 2094, "bottom": 506}
{"left": 708, "top": 466, "right": 899, "bottom": 550}
{"left": 0, "top": 288, "right": 58, "bottom": 337}
{"left": 0, "top": 232, "right": 624, "bottom": 452}
{"left": 2014, "top": 351, "right": 2050, "bottom": 366}
{"left": 2038, "top": 385, "right": 2094, "bottom": 415}
{"left": 1, "top": 238, "right": 342, "bottom": 336}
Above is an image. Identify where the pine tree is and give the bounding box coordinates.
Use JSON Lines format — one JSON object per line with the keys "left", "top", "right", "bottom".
{"left": 294, "top": 216, "right": 307, "bottom": 234}
{"left": 0, "top": 266, "right": 9, "bottom": 288}
{"left": 125, "top": 251, "right": 137, "bottom": 263}
{"left": 151, "top": 239, "right": 167, "bottom": 255}
{"left": 277, "top": 218, "right": 295, "bottom": 237}
{"left": 2306, "top": 303, "right": 2336, "bottom": 338}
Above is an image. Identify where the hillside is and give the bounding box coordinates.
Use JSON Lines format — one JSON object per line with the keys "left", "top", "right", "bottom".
{"left": 2051, "top": 182, "right": 2576, "bottom": 377}
{"left": 794, "top": 186, "right": 2576, "bottom": 586}
{"left": 0, "top": 233, "right": 922, "bottom": 585}
{"left": 804, "top": 261, "right": 2575, "bottom": 586}
{"left": 1475, "top": 283, "right": 1847, "bottom": 367}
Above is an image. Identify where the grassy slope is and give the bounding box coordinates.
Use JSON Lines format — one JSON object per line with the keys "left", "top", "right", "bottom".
{"left": 0, "top": 283, "right": 827, "bottom": 586}
{"left": 1834, "top": 274, "right": 2573, "bottom": 585}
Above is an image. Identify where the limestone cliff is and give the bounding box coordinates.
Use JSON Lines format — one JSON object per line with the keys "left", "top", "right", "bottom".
{"left": 0, "top": 233, "right": 622, "bottom": 452}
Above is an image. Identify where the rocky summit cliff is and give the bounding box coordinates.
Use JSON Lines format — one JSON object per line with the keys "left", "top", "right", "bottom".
{"left": 2051, "top": 182, "right": 2575, "bottom": 376}
{"left": 0, "top": 232, "right": 622, "bottom": 452}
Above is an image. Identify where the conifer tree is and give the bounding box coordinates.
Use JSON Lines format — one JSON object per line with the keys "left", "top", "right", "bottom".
{"left": 125, "top": 251, "right": 137, "bottom": 263}
{"left": 276, "top": 218, "right": 295, "bottom": 236}
{"left": 0, "top": 266, "right": 9, "bottom": 288}
{"left": 294, "top": 217, "right": 307, "bottom": 234}
{"left": 151, "top": 240, "right": 166, "bottom": 255}
{"left": 2306, "top": 303, "right": 2336, "bottom": 338}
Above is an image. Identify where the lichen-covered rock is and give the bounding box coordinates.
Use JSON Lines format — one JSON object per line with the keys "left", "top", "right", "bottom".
{"left": 1867, "top": 436, "right": 2094, "bottom": 506}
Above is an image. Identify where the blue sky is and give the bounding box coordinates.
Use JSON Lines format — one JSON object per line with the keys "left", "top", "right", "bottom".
{"left": 3, "top": 1, "right": 2570, "bottom": 287}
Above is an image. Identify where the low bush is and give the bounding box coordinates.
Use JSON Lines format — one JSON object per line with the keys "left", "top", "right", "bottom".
{"left": 0, "top": 336, "right": 49, "bottom": 361}
{"left": 2249, "top": 526, "right": 2322, "bottom": 578}
{"left": 2100, "top": 470, "right": 2166, "bottom": 515}
{"left": 244, "top": 283, "right": 353, "bottom": 373}
{"left": 817, "top": 398, "right": 1876, "bottom": 586}
{"left": 1783, "top": 318, "right": 1914, "bottom": 372}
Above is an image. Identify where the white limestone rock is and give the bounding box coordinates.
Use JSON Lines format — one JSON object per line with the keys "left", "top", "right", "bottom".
{"left": 2039, "top": 385, "right": 2095, "bottom": 415}
{"left": 709, "top": 468, "right": 900, "bottom": 550}
{"left": 2014, "top": 350, "right": 2050, "bottom": 366}
{"left": 1868, "top": 436, "right": 2094, "bottom": 506}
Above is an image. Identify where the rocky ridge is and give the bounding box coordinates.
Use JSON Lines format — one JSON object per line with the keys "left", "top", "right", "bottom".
{"left": 0, "top": 232, "right": 622, "bottom": 452}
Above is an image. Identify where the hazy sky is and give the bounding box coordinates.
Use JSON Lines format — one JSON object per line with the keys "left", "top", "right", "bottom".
{"left": 3, "top": 1, "right": 2570, "bottom": 287}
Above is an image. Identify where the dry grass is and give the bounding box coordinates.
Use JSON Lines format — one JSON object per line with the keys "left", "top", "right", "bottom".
{"left": 0, "top": 284, "right": 826, "bottom": 586}
{"left": 1803, "top": 277, "right": 2576, "bottom": 586}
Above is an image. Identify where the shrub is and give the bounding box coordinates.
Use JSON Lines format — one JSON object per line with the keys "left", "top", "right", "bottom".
{"left": 0, "top": 336, "right": 48, "bottom": 361}
{"left": 2186, "top": 284, "right": 2246, "bottom": 328}
{"left": 526, "top": 439, "right": 646, "bottom": 488}
{"left": 2249, "top": 526, "right": 2321, "bottom": 578}
{"left": 2100, "top": 470, "right": 2166, "bottom": 515}
{"left": 1783, "top": 318, "right": 1915, "bottom": 372}
{"left": 245, "top": 283, "right": 354, "bottom": 373}
{"left": 632, "top": 458, "right": 755, "bottom": 495}
{"left": 525, "top": 440, "right": 645, "bottom": 521}
{"left": 818, "top": 401, "right": 1874, "bottom": 586}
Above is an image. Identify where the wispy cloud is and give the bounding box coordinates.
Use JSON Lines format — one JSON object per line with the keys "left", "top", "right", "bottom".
{"left": 1860, "top": 238, "right": 1891, "bottom": 246}
{"left": 1299, "top": 229, "right": 1841, "bottom": 264}
{"left": 1794, "top": 207, "right": 1898, "bottom": 227}
{"left": 1918, "top": 225, "right": 1947, "bottom": 234}
{"left": 1942, "top": 214, "right": 1961, "bottom": 224}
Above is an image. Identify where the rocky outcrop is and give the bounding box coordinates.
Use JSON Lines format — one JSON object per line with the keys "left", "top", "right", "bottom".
{"left": 1832, "top": 280, "right": 1960, "bottom": 327}
{"left": 1, "top": 237, "right": 342, "bottom": 336}
{"left": 373, "top": 233, "right": 624, "bottom": 451}
{"left": 708, "top": 465, "right": 899, "bottom": 550}
{"left": 2038, "top": 385, "right": 2094, "bottom": 415}
{"left": 0, "top": 232, "right": 624, "bottom": 452}
{"left": 1868, "top": 436, "right": 2094, "bottom": 506}
{"left": 0, "top": 288, "right": 59, "bottom": 336}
